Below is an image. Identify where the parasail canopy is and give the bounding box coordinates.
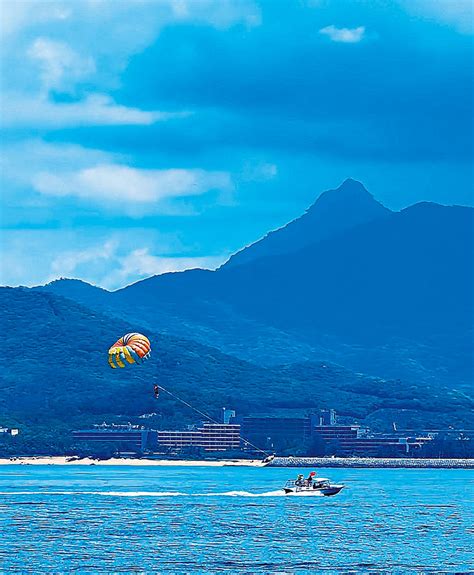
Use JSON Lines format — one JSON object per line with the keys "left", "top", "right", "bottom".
{"left": 108, "top": 332, "right": 151, "bottom": 369}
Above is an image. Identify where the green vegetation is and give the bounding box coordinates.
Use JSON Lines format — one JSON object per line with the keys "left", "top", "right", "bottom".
{"left": 1, "top": 287, "right": 472, "bottom": 456}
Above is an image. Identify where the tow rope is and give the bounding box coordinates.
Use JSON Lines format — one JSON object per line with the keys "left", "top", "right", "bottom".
{"left": 156, "top": 384, "right": 273, "bottom": 460}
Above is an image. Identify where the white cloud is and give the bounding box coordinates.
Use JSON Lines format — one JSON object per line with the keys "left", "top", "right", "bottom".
{"left": 2, "top": 140, "right": 233, "bottom": 218}
{"left": 49, "top": 239, "right": 118, "bottom": 277}
{"left": 0, "top": 228, "right": 228, "bottom": 289}
{"left": 0, "top": 1, "right": 71, "bottom": 38}
{"left": 397, "top": 0, "right": 473, "bottom": 34}
{"left": 1, "top": 0, "right": 260, "bottom": 42}
{"left": 1, "top": 92, "right": 187, "bottom": 128}
{"left": 241, "top": 162, "right": 278, "bottom": 182}
{"left": 1, "top": 34, "right": 188, "bottom": 130}
{"left": 1, "top": 140, "right": 114, "bottom": 186}
{"left": 171, "top": 0, "right": 261, "bottom": 29}
{"left": 32, "top": 163, "right": 233, "bottom": 215}
{"left": 0, "top": 0, "right": 258, "bottom": 129}
{"left": 28, "top": 37, "right": 96, "bottom": 94}
{"left": 319, "top": 25, "right": 366, "bottom": 43}
{"left": 102, "top": 248, "right": 225, "bottom": 289}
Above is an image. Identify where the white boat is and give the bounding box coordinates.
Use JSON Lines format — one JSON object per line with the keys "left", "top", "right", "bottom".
{"left": 283, "top": 477, "right": 344, "bottom": 496}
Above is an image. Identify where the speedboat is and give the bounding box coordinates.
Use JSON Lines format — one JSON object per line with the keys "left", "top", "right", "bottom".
{"left": 283, "top": 477, "right": 344, "bottom": 496}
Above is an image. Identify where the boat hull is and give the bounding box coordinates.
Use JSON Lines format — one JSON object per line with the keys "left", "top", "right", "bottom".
{"left": 283, "top": 485, "right": 344, "bottom": 496}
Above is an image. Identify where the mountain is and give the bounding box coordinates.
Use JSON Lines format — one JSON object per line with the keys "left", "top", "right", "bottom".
{"left": 40, "top": 179, "right": 394, "bottom": 369}
{"left": 42, "top": 278, "right": 111, "bottom": 304}
{"left": 0, "top": 287, "right": 287, "bottom": 424}
{"left": 1, "top": 287, "right": 471, "bottom": 455}
{"left": 38, "top": 185, "right": 473, "bottom": 388}
{"left": 224, "top": 178, "right": 392, "bottom": 268}
{"left": 212, "top": 202, "right": 472, "bottom": 340}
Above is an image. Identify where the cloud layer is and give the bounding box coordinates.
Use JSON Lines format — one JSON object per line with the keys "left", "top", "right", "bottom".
{"left": 0, "top": 0, "right": 472, "bottom": 289}
{"left": 34, "top": 164, "right": 233, "bottom": 215}
{"left": 319, "top": 25, "right": 366, "bottom": 43}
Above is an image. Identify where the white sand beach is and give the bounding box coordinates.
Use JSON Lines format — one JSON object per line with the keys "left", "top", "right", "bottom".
{"left": 0, "top": 456, "right": 267, "bottom": 467}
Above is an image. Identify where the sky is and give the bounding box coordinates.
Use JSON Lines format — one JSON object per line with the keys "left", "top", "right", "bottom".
{"left": 1, "top": 0, "right": 472, "bottom": 290}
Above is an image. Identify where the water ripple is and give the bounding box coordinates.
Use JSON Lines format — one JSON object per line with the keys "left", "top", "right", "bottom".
{"left": 0, "top": 466, "right": 472, "bottom": 573}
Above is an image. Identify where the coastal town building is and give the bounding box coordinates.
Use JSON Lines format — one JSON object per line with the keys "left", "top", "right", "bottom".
{"left": 240, "top": 415, "right": 313, "bottom": 442}
{"left": 312, "top": 424, "right": 429, "bottom": 456}
{"left": 72, "top": 422, "right": 241, "bottom": 453}
{"left": 71, "top": 409, "right": 439, "bottom": 457}
{"left": 72, "top": 423, "right": 156, "bottom": 451}
{"left": 236, "top": 411, "right": 432, "bottom": 456}
{"left": 157, "top": 423, "right": 241, "bottom": 452}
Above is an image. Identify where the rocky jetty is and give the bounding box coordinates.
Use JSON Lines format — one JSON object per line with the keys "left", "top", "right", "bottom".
{"left": 270, "top": 457, "right": 474, "bottom": 468}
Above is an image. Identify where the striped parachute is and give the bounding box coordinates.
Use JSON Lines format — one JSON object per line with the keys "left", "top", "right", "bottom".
{"left": 108, "top": 333, "right": 151, "bottom": 369}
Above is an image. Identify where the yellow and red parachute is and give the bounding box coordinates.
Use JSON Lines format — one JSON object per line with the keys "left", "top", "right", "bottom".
{"left": 108, "top": 333, "right": 151, "bottom": 369}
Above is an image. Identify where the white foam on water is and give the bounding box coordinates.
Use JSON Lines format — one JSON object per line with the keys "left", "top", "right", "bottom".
{"left": 0, "top": 489, "right": 323, "bottom": 498}
{"left": 203, "top": 490, "right": 281, "bottom": 497}
{"left": 101, "top": 491, "right": 185, "bottom": 497}
{"left": 0, "top": 491, "right": 184, "bottom": 497}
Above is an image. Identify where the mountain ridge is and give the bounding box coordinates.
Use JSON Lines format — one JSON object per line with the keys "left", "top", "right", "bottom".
{"left": 223, "top": 178, "right": 392, "bottom": 269}
{"left": 37, "top": 189, "right": 473, "bottom": 390}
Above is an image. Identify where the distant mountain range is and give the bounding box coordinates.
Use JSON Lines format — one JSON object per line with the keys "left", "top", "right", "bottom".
{"left": 2, "top": 178, "right": 472, "bottom": 450}
{"left": 41, "top": 179, "right": 473, "bottom": 388}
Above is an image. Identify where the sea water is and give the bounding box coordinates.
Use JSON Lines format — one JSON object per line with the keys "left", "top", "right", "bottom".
{"left": 0, "top": 466, "right": 472, "bottom": 574}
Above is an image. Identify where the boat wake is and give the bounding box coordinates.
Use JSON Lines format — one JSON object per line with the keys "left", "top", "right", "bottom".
{"left": 0, "top": 489, "right": 323, "bottom": 498}
{"left": 206, "top": 490, "right": 323, "bottom": 497}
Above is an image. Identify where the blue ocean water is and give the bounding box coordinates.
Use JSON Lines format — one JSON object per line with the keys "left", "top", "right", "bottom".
{"left": 0, "top": 465, "right": 472, "bottom": 574}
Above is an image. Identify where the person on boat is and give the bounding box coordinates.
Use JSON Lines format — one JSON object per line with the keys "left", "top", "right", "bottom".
{"left": 306, "top": 471, "right": 316, "bottom": 486}
{"left": 295, "top": 474, "right": 304, "bottom": 486}
{"left": 153, "top": 384, "right": 160, "bottom": 399}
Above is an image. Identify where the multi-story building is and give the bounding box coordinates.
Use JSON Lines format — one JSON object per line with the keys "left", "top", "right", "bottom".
{"left": 312, "top": 424, "right": 421, "bottom": 456}
{"left": 72, "top": 410, "right": 437, "bottom": 457}
{"left": 157, "top": 423, "right": 241, "bottom": 452}
{"left": 72, "top": 424, "right": 156, "bottom": 452}
{"left": 238, "top": 410, "right": 433, "bottom": 456}
{"left": 240, "top": 416, "right": 312, "bottom": 442}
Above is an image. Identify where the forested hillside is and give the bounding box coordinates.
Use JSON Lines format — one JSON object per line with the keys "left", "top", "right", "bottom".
{"left": 1, "top": 287, "right": 472, "bottom": 455}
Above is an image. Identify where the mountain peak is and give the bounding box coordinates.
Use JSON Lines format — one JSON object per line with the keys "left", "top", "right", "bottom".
{"left": 339, "top": 177, "right": 367, "bottom": 190}
{"left": 338, "top": 178, "right": 368, "bottom": 189}
{"left": 224, "top": 179, "right": 391, "bottom": 269}
{"left": 309, "top": 178, "right": 380, "bottom": 212}
{"left": 35, "top": 277, "right": 111, "bottom": 308}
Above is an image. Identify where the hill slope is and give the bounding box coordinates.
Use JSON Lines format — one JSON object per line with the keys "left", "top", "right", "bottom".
{"left": 106, "top": 202, "right": 472, "bottom": 385}
{"left": 38, "top": 190, "right": 473, "bottom": 387}
{"left": 2, "top": 287, "right": 471, "bottom": 455}
{"left": 224, "top": 178, "right": 391, "bottom": 268}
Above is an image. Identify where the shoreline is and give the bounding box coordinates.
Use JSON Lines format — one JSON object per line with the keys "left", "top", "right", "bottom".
{"left": 0, "top": 456, "right": 267, "bottom": 467}
{"left": 0, "top": 456, "right": 472, "bottom": 468}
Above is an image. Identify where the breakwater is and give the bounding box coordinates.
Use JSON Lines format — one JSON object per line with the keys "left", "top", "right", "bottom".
{"left": 270, "top": 457, "right": 474, "bottom": 468}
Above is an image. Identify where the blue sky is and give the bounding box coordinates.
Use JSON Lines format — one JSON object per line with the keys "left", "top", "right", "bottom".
{"left": 1, "top": 0, "right": 472, "bottom": 289}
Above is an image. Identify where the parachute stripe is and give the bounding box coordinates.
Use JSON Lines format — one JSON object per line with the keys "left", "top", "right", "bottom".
{"left": 108, "top": 333, "right": 151, "bottom": 369}
{"left": 128, "top": 348, "right": 140, "bottom": 363}
{"left": 115, "top": 352, "right": 125, "bottom": 368}
{"left": 123, "top": 347, "right": 136, "bottom": 364}
{"left": 131, "top": 343, "right": 149, "bottom": 357}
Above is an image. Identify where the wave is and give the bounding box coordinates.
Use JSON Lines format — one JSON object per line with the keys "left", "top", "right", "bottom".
{"left": 0, "top": 489, "right": 323, "bottom": 498}
{"left": 101, "top": 491, "right": 185, "bottom": 497}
